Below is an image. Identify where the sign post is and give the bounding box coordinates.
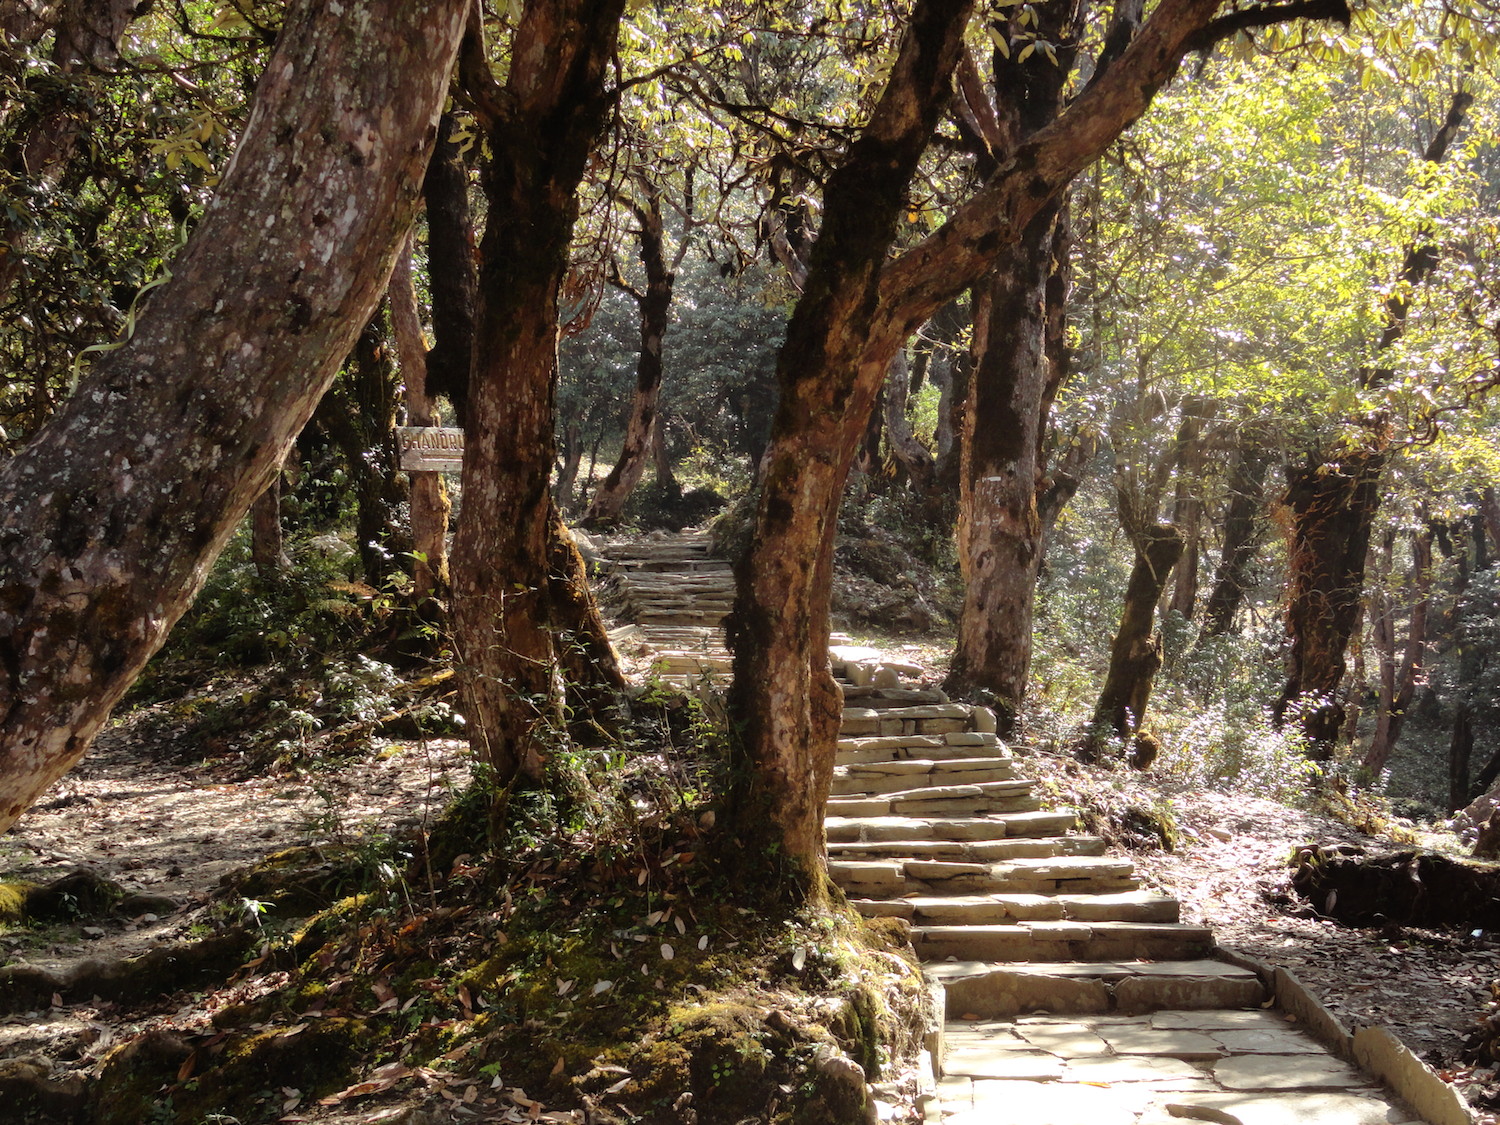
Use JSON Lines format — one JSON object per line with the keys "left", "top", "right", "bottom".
{"left": 397, "top": 426, "right": 465, "bottom": 472}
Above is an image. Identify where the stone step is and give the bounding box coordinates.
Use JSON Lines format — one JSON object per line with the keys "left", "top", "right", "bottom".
{"left": 850, "top": 890, "right": 1180, "bottom": 926}
{"left": 837, "top": 732, "right": 1007, "bottom": 763}
{"left": 828, "top": 790, "right": 1043, "bottom": 819}
{"left": 830, "top": 758, "right": 1021, "bottom": 795}
{"left": 828, "top": 855, "right": 1140, "bottom": 898}
{"left": 825, "top": 812, "right": 1079, "bottom": 845}
{"left": 841, "top": 704, "right": 980, "bottom": 738}
{"left": 927, "top": 959, "right": 1267, "bottom": 1018}
{"left": 912, "top": 921, "right": 1215, "bottom": 963}
{"left": 829, "top": 836, "right": 1105, "bottom": 862}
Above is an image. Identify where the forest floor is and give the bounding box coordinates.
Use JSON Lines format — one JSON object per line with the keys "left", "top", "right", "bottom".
{"left": 2, "top": 648, "right": 1498, "bottom": 1121}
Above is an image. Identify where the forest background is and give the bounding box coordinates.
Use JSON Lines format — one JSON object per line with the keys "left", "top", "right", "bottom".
{"left": 2, "top": 0, "right": 1500, "bottom": 1121}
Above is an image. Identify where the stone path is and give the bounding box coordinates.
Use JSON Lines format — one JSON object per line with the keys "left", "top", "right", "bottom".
{"left": 589, "top": 531, "right": 1471, "bottom": 1125}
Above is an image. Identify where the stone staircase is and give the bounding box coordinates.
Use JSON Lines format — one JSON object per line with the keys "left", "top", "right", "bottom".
{"left": 589, "top": 530, "right": 735, "bottom": 683}
{"left": 591, "top": 532, "right": 1465, "bottom": 1125}
{"left": 823, "top": 656, "right": 1246, "bottom": 996}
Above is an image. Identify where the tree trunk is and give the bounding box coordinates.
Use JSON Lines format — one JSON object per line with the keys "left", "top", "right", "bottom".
{"left": 1274, "top": 449, "right": 1385, "bottom": 758}
{"left": 584, "top": 189, "right": 673, "bottom": 526}
{"left": 883, "top": 350, "right": 935, "bottom": 491}
{"left": 727, "top": 0, "right": 976, "bottom": 891}
{"left": 1088, "top": 524, "right": 1183, "bottom": 753}
{"left": 556, "top": 420, "right": 583, "bottom": 510}
{"left": 944, "top": 200, "right": 1069, "bottom": 729}
{"left": 1166, "top": 399, "right": 1208, "bottom": 620}
{"left": 450, "top": 0, "right": 625, "bottom": 788}
{"left": 1450, "top": 703, "right": 1474, "bottom": 813}
{"left": 421, "top": 112, "right": 478, "bottom": 426}
{"left": 651, "top": 413, "right": 679, "bottom": 495}
{"left": 1201, "top": 438, "right": 1270, "bottom": 637}
{"left": 0, "top": 0, "right": 467, "bottom": 834}
{"left": 250, "top": 473, "right": 289, "bottom": 578}
{"left": 1364, "top": 528, "right": 1433, "bottom": 775}
{"left": 389, "top": 235, "right": 451, "bottom": 606}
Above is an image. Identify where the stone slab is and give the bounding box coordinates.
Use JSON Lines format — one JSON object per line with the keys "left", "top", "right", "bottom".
{"left": 942, "top": 1046, "right": 1066, "bottom": 1080}
{"left": 1095, "top": 1026, "right": 1225, "bottom": 1059}
{"left": 1212, "top": 1029, "right": 1326, "bottom": 1055}
{"left": 949, "top": 1078, "right": 1150, "bottom": 1125}
{"left": 1063, "top": 1055, "right": 1209, "bottom": 1083}
{"left": 1156, "top": 1092, "right": 1422, "bottom": 1125}
{"left": 1153, "top": 1010, "right": 1291, "bottom": 1031}
{"left": 1012, "top": 1022, "right": 1111, "bottom": 1056}
{"left": 1213, "top": 1054, "right": 1366, "bottom": 1091}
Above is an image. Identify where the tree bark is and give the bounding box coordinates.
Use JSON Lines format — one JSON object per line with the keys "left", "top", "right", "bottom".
{"left": 1201, "top": 437, "right": 1270, "bottom": 638}
{"left": 1165, "top": 398, "right": 1209, "bottom": 620}
{"left": 250, "top": 472, "right": 289, "bottom": 579}
{"left": 421, "top": 112, "right": 478, "bottom": 426}
{"left": 450, "top": 0, "right": 626, "bottom": 788}
{"left": 944, "top": 199, "right": 1068, "bottom": 729}
{"left": 584, "top": 188, "right": 674, "bottom": 526}
{"left": 727, "top": 0, "right": 976, "bottom": 890}
{"left": 883, "top": 350, "right": 935, "bottom": 491}
{"left": 1088, "top": 524, "right": 1183, "bottom": 753}
{"left": 0, "top": 0, "right": 467, "bottom": 833}
{"left": 389, "top": 236, "right": 451, "bottom": 606}
{"left": 1274, "top": 449, "right": 1385, "bottom": 757}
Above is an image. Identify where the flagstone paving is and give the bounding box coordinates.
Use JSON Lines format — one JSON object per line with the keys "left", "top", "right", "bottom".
{"left": 591, "top": 532, "right": 1463, "bottom": 1125}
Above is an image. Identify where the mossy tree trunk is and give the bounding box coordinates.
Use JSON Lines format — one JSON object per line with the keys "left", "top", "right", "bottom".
{"left": 450, "top": 0, "right": 626, "bottom": 788}
{"left": 0, "top": 0, "right": 468, "bottom": 834}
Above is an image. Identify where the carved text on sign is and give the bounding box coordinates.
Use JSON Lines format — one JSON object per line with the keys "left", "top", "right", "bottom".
{"left": 397, "top": 426, "right": 465, "bottom": 471}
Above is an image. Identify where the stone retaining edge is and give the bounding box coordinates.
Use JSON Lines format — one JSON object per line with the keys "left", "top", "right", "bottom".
{"left": 1219, "top": 945, "right": 1476, "bottom": 1125}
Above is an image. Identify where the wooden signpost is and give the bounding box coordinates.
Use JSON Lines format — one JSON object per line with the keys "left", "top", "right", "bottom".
{"left": 397, "top": 426, "right": 465, "bottom": 471}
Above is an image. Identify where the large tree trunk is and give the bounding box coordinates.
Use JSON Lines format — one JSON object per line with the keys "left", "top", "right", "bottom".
{"left": 450, "top": 0, "right": 625, "bottom": 788}
{"left": 727, "top": 0, "right": 976, "bottom": 891}
{"left": 1087, "top": 524, "right": 1183, "bottom": 754}
{"left": 1274, "top": 449, "right": 1386, "bottom": 757}
{"left": 944, "top": 200, "right": 1068, "bottom": 729}
{"left": 584, "top": 188, "right": 674, "bottom": 526}
{"left": 1364, "top": 527, "right": 1434, "bottom": 775}
{"left": 1201, "top": 437, "right": 1271, "bottom": 637}
{"left": 0, "top": 0, "right": 467, "bottom": 834}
